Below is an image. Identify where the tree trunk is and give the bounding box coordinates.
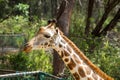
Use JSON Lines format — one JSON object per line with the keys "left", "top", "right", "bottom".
{"left": 53, "top": 0, "right": 75, "bottom": 76}
{"left": 85, "top": 0, "right": 95, "bottom": 35}
{"left": 92, "top": 0, "right": 120, "bottom": 36}
{"left": 99, "top": 9, "right": 120, "bottom": 36}
{"left": 51, "top": 0, "right": 57, "bottom": 17}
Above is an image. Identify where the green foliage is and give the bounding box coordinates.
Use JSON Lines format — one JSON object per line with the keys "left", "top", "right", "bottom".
{"left": 27, "top": 50, "right": 53, "bottom": 73}
{"left": 0, "top": 16, "right": 28, "bottom": 33}
{"left": 0, "top": 55, "right": 9, "bottom": 69}
{"left": 70, "top": 12, "right": 86, "bottom": 34}
{"left": 0, "top": 0, "right": 10, "bottom": 18}
{"left": 0, "top": 15, "right": 47, "bottom": 39}
{"left": 88, "top": 41, "right": 120, "bottom": 80}
{"left": 0, "top": 50, "right": 52, "bottom": 73}
{"left": 14, "top": 3, "right": 29, "bottom": 17}
{"left": 8, "top": 52, "right": 29, "bottom": 71}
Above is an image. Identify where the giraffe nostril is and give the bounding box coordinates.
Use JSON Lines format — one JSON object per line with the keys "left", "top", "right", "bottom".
{"left": 23, "top": 43, "right": 32, "bottom": 52}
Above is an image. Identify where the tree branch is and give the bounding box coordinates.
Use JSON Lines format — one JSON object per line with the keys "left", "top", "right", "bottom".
{"left": 92, "top": 0, "right": 120, "bottom": 36}
{"left": 56, "top": 0, "right": 66, "bottom": 20}
{"left": 99, "top": 8, "right": 120, "bottom": 36}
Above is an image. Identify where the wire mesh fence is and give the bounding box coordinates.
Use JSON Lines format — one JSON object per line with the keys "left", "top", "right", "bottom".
{"left": 0, "top": 33, "right": 26, "bottom": 54}
{"left": 0, "top": 71, "right": 64, "bottom": 80}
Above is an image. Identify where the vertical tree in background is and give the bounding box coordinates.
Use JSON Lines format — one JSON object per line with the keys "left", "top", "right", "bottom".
{"left": 85, "top": 0, "right": 120, "bottom": 36}
{"left": 99, "top": 9, "right": 120, "bottom": 35}
{"left": 52, "top": 0, "right": 75, "bottom": 76}
{"left": 85, "top": 0, "right": 95, "bottom": 35}
{"left": 51, "top": 0, "right": 57, "bottom": 17}
{"left": 93, "top": 0, "right": 119, "bottom": 36}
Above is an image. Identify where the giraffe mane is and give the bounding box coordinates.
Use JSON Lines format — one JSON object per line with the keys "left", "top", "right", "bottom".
{"left": 58, "top": 29, "right": 114, "bottom": 80}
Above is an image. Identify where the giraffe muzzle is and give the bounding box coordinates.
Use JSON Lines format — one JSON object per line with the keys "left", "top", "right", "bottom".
{"left": 23, "top": 43, "right": 32, "bottom": 53}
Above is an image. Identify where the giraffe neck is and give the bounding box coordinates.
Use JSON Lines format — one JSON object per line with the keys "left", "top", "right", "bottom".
{"left": 55, "top": 33, "right": 113, "bottom": 80}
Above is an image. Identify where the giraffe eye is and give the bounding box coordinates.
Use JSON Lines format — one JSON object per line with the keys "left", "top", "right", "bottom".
{"left": 44, "top": 34, "right": 51, "bottom": 38}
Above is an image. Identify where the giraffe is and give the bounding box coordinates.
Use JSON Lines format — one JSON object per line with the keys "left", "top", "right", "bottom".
{"left": 23, "top": 20, "right": 114, "bottom": 80}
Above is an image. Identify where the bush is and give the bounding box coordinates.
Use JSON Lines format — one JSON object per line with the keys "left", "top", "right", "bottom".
{"left": 0, "top": 50, "right": 53, "bottom": 73}
{"left": 27, "top": 50, "right": 53, "bottom": 73}
{"left": 9, "top": 52, "right": 29, "bottom": 71}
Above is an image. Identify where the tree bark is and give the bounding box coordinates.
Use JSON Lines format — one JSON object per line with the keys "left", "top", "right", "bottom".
{"left": 92, "top": 0, "right": 120, "bottom": 36}
{"left": 85, "top": 0, "right": 95, "bottom": 35}
{"left": 99, "top": 8, "right": 120, "bottom": 36}
{"left": 51, "top": 0, "right": 57, "bottom": 17}
{"left": 53, "top": 0, "right": 75, "bottom": 76}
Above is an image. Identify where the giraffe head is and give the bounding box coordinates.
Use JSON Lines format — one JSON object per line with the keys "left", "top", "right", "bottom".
{"left": 23, "top": 20, "right": 63, "bottom": 52}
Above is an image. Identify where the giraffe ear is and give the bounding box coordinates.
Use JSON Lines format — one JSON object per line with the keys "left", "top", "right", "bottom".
{"left": 48, "top": 19, "right": 57, "bottom": 24}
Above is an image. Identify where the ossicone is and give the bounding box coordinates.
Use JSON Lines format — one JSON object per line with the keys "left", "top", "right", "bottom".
{"left": 47, "top": 19, "right": 57, "bottom": 24}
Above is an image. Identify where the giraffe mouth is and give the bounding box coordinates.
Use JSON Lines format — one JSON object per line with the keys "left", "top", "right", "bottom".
{"left": 23, "top": 43, "right": 32, "bottom": 53}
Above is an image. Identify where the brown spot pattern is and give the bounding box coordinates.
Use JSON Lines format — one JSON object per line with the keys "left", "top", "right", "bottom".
{"left": 67, "top": 58, "right": 76, "bottom": 70}
{"left": 88, "top": 77, "right": 93, "bottom": 80}
{"left": 60, "top": 51, "right": 64, "bottom": 58}
{"left": 49, "top": 40, "right": 53, "bottom": 43}
{"left": 64, "top": 58, "right": 69, "bottom": 62}
{"left": 73, "top": 72, "right": 80, "bottom": 80}
{"left": 44, "top": 42, "right": 48, "bottom": 45}
{"left": 73, "top": 54, "right": 81, "bottom": 64}
{"left": 78, "top": 66, "right": 86, "bottom": 77}
{"left": 48, "top": 44, "right": 50, "bottom": 47}
{"left": 59, "top": 44, "right": 62, "bottom": 48}
{"left": 64, "top": 51, "right": 70, "bottom": 56}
